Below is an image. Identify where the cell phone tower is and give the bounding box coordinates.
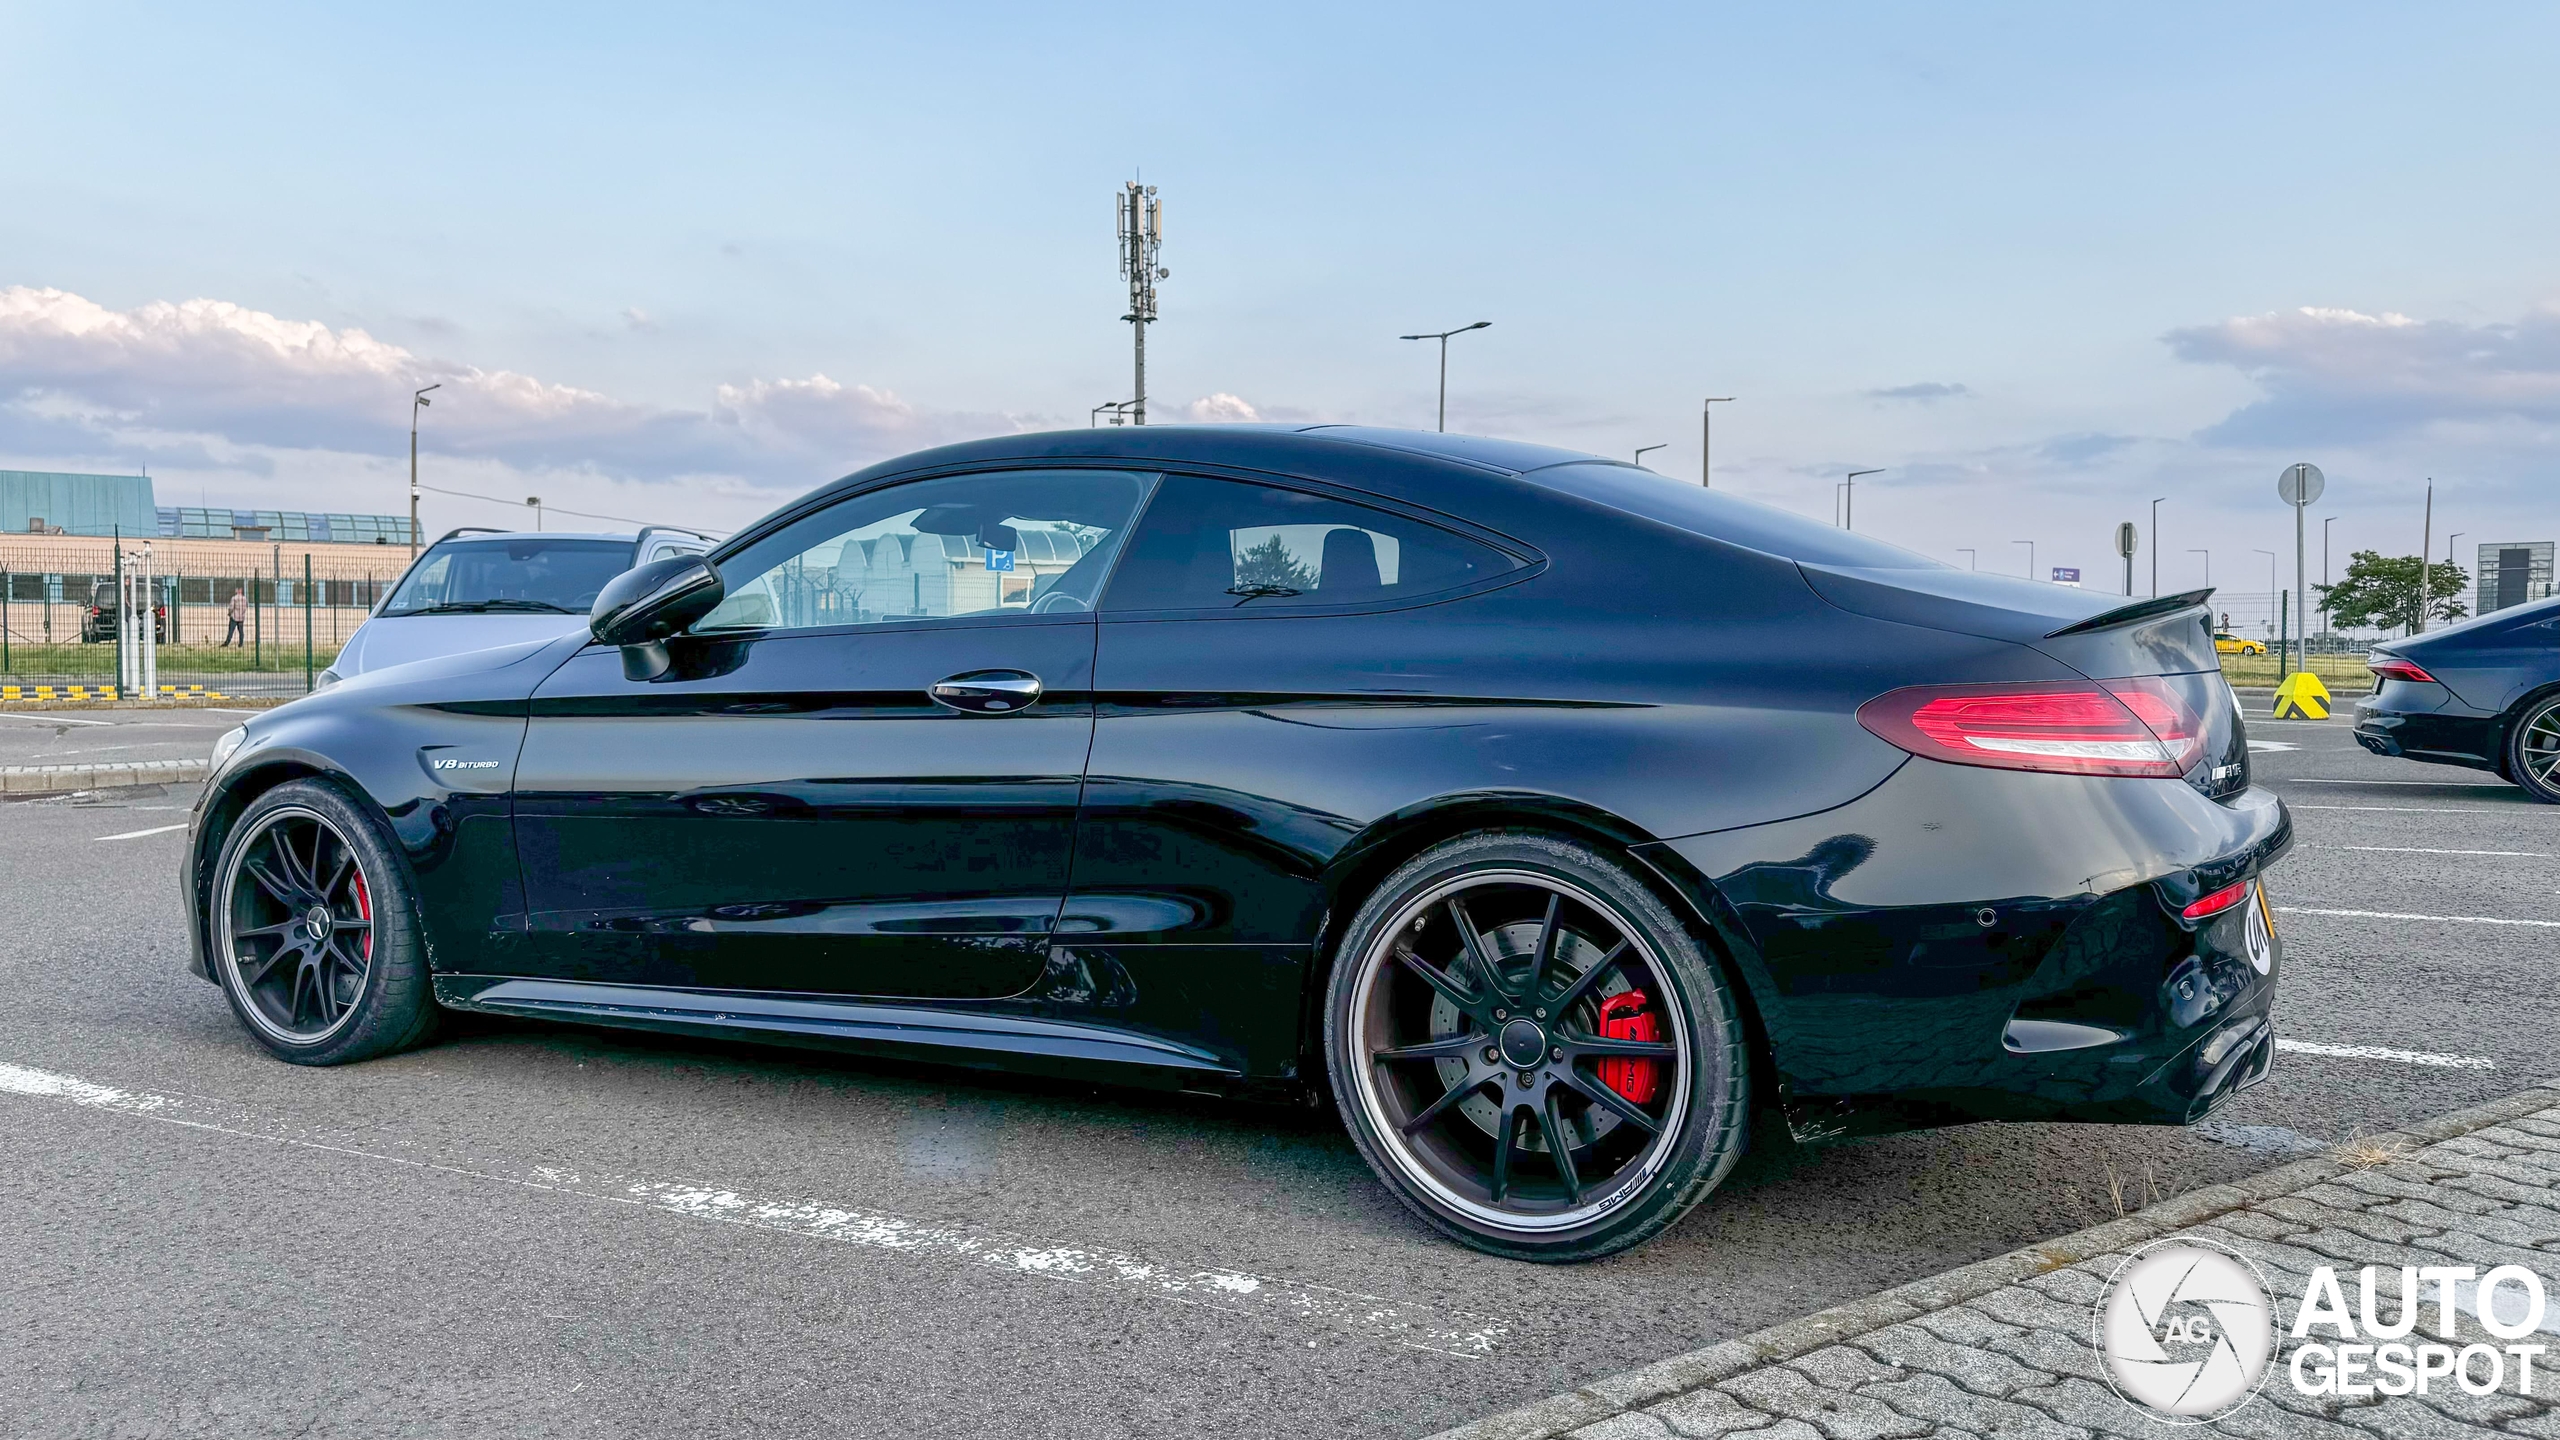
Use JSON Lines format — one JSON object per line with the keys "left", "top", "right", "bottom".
{"left": 1117, "top": 180, "right": 1167, "bottom": 424}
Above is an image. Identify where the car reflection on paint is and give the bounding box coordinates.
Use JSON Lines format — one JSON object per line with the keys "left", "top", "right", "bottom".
{"left": 183, "top": 425, "right": 2290, "bottom": 1261}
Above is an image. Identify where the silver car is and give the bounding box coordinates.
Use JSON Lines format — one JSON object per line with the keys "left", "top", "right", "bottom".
{"left": 323, "top": 526, "right": 711, "bottom": 684}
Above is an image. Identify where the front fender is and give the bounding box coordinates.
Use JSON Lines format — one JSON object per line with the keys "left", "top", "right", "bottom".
{"left": 183, "top": 639, "right": 573, "bottom": 983}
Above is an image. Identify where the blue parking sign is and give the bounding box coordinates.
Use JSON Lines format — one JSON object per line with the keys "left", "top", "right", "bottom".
{"left": 984, "top": 548, "right": 1015, "bottom": 572}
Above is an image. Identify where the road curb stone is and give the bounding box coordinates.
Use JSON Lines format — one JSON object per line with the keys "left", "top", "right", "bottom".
{"left": 1429, "top": 1082, "right": 2560, "bottom": 1440}
{"left": 0, "top": 758, "right": 208, "bottom": 794}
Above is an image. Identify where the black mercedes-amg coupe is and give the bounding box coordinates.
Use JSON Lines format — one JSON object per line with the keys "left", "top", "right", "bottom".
{"left": 184, "top": 426, "right": 2289, "bottom": 1260}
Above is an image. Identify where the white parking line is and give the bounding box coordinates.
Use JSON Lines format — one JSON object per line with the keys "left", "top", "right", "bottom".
{"left": 2291, "top": 805, "right": 2546, "bottom": 815}
{"left": 2274, "top": 1038, "right": 2496, "bottom": 1069}
{"left": 90, "top": 823, "right": 188, "bottom": 842}
{"left": 2320, "top": 845, "right": 2552, "bottom": 857}
{"left": 0, "top": 1060, "right": 1507, "bottom": 1358}
{"left": 0, "top": 712, "right": 114, "bottom": 726}
{"left": 2276, "top": 905, "right": 2560, "bottom": 929}
{"left": 2281, "top": 777, "right": 2514, "bottom": 787}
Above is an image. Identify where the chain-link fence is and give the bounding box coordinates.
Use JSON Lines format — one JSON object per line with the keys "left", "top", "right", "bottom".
{"left": 1, "top": 539, "right": 411, "bottom": 700}
{"left": 2195, "top": 589, "right": 2397, "bottom": 689}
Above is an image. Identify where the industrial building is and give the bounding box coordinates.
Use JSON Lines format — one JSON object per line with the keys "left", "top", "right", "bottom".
{"left": 3, "top": 469, "right": 415, "bottom": 546}
{"left": 1, "top": 470, "right": 419, "bottom": 652}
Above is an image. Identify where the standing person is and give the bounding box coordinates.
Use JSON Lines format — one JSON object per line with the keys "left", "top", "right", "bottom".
{"left": 224, "top": 587, "right": 247, "bottom": 647}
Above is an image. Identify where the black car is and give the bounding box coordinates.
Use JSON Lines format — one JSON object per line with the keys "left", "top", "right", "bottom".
{"left": 183, "top": 426, "right": 2288, "bottom": 1260}
{"left": 79, "top": 580, "right": 168, "bottom": 644}
{"left": 2353, "top": 595, "right": 2560, "bottom": 803}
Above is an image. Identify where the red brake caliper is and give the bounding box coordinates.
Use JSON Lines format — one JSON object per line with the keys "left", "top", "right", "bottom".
{"left": 352, "top": 870, "right": 373, "bottom": 961}
{"left": 1596, "top": 990, "right": 1662, "bottom": 1104}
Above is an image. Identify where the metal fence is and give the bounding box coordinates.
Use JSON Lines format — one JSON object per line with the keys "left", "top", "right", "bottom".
{"left": 0, "top": 541, "right": 411, "bottom": 700}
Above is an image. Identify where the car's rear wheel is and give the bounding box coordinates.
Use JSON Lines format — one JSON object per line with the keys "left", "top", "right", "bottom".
{"left": 2509, "top": 694, "right": 2560, "bottom": 804}
{"left": 1324, "top": 832, "right": 1749, "bottom": 1261}
{"left": 212, "top": 779, "right": 440, "bottom": 1064}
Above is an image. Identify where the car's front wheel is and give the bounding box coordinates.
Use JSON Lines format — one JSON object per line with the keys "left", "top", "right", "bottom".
{"left": 2509, "top": 693, "right": 2560, "bottom": 804}
{"left": 1324, "top": 831, "right": 1750, "bottom": 1261}
{"left": 211, "top": 778, "right": 441, "bottom": 1064}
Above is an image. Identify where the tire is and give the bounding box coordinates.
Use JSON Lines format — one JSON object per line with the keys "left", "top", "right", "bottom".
{"left": 2509, "top": 693, "right": 2560, "bottom": 805}
{"left": 209, "top": 778, "right": 441, "bottom": 1064}
{"left": 1323, "top": 831, "right": 1750, "bottom": 1261}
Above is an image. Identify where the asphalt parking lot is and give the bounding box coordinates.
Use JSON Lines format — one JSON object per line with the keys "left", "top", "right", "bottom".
{"left": 0, "top": 705, "right": 251, "bottom": 768}
{"left": 1, "top": 697, "right": 2551, "bottom": 1439}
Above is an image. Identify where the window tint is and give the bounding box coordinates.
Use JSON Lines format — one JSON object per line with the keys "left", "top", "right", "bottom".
{"left": 380, "top": 538, "right": 633, "bottom": 616}
{"left": 1102, "top": 476, "right": 1521, "bottom": 613}
{"left": 695, "top": 469, "right": 1156, "bottom": 632}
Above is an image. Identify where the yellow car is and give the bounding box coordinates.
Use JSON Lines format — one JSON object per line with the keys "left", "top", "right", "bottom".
{"left": 2213, "top": 631, "right": 2264, "bottom": 656}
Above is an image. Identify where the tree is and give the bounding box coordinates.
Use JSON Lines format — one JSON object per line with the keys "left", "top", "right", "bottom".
{"left": 2315, "top": 550, "right": 2470, "bottom": 635}
{"left": 1233, "top": 534, "right": 1317, "bottom": 593}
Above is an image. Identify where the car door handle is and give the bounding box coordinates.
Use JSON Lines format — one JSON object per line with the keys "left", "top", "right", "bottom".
{"left": 929, "top": 670, "right": 1044, "bottom": 714}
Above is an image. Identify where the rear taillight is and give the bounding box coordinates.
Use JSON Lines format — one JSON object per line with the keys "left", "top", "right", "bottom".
{"left": 2369, "top": 654, "right": 2436, "bottom": 684}
{"left": 1857, "top": 678, "right": 2205, "bottom": 778}
{"left": 2182, "top": 879, "right": 2251, "bottom": 920}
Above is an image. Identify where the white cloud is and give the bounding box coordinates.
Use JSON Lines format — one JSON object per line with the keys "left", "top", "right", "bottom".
{"left": 2164, "top": 303, "right": 2560, "bottom": 444}
{"left": 1866, "top": 381, "right": 1972, "bottom": 403}
{"left": 1181, "top": 392, "right": 1262, "bottom": 423}
{"left": 0, "top": 285, "right": 1034, "bottom": 492}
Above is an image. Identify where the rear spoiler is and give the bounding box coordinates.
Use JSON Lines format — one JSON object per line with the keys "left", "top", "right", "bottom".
{"left": 2043, "top": 587, "right": 2215, "bottom": 639}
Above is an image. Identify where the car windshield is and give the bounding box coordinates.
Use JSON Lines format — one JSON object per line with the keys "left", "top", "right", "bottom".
{"left": 380, "top": 538, "right": 632, "bottom": 617}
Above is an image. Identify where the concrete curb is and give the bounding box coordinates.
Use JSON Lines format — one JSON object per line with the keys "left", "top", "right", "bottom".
{"left": 1426, "top": 1080, "right": 2560, "bottom": 1440}
{"left": 0, "top": 758, "right": 209, "bottom": 795}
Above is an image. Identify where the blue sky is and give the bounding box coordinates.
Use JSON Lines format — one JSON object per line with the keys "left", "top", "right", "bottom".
{"left": 4, "top": 2, "right": 2556, "bottom": 610}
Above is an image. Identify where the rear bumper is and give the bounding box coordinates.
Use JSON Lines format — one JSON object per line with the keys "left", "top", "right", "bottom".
{"left": 2352, "top": 697, "right": 2503, "bottom": 771}
{"left": 1633, "top": 759, "right": 2290, "bottom": 1137}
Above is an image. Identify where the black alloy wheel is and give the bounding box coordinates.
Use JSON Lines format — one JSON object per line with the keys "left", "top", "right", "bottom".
{"left": 213, "top": 779, "right": 440, "bottom": 1064}
{"left": 2511, "top": 694, "right": 2560, "bottom": 804}
{"left": 1326, "top": 832, "right": 1749, "bottom": 1261}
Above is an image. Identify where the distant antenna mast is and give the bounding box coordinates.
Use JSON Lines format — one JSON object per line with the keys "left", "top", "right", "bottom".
{"left": 1117, "top": 180, "right": 1166, "bottom": 424}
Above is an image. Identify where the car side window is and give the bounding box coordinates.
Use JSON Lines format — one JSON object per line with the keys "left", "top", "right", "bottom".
{"left": 694, "top": 469, "right": 1157, "bottom": 633}
{"left": 1100, "top": 475, "right": 1522, "bottom": 613}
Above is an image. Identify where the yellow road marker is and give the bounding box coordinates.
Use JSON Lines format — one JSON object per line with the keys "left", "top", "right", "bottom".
{"left": 2271, "top": 671, "right": 2332, "bottom": 720}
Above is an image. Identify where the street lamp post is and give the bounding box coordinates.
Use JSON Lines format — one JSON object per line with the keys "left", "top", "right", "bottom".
{"left": 1956, "top": 548, "right": 1976, "bottom": 570}
{"left": 1700, "top": 397, "right": 1734, "bottom": 488}
{"left": 2253, "top": 548, "right": 2278, "bottom": 648}
{"left": 527, "top": 497, "right": 544, "bottom": 532}
{"left": 409, "top": 383, "right": 441, "bottom": 556}
{"left": 2150, "top": 497, "right": 2165, "bottom": 597}
{"left": 1398, "top": 321, "right": 1490, "bottom": 433}
{"left": 2013, "top": 539, "right": 2035, "bottom": 579}
{"left": 2188, "top": 549, "right": 2210, "bottom": 586}
{"left": 2418, "top": 480, "right": 2433, "bottom": 635}
{"left": 1634, "top": 444, "right": 1667, "bottom": 468}
{"left": 1843, "top": 470, "right": 1882, "bottom": 530}
{"left": 2321, "top": 515, "right": 2338, "bottom": 641}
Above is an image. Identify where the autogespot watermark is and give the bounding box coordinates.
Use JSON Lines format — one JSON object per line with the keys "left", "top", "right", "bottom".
{"left": 2095, "top": 1239, "right": 2277, "bottom": 1422}
{"left": 2094, "top": 1238, "right": 2554, "bottom": 1424}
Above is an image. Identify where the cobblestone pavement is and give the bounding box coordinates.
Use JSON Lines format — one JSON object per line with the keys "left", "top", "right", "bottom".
{"left": 1437, "top": 1083, "right": 2560, "bottom": 1440}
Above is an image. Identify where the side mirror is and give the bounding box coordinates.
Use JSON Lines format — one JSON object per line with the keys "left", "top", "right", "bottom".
{"left": 590, "top": 555, "right": 726, "bottom": 681}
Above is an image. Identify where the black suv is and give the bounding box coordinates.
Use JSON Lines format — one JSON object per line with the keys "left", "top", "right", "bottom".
{"left": 79, "top": 582, "right": 169, "bottom": 644}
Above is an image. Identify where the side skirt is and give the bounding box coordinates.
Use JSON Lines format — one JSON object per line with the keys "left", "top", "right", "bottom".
{"left": 431, "top": 975, "right": 1243, "bottom": 1092}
